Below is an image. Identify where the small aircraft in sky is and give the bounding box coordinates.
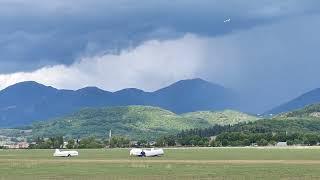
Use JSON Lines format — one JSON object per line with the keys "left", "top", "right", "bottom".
{"left": 224, "top": 18, "right": 231, "bottom": 23}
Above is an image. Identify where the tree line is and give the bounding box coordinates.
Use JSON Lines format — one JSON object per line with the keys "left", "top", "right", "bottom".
{"left": 155, "top": 131, "right": 320, "bottom": 147}
{"left": 212, "top": 132, "right": 320, "bottom": 146}
{"left": 30, "top": 136, "right": 132, "bottom": 149}
{"left": 29, "top": 117, "right": 320, "bottom": 149}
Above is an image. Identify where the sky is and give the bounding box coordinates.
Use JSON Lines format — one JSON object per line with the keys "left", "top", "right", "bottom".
{"left": 0, "top": 0, "right": 320, "bottom": 113}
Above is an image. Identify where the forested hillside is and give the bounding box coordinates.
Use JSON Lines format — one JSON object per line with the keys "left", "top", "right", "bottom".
{"left": 31, "top": 106, "right": 258, "bottom": 139}
{"left": 175, "top": 104, "right": 320, "bottom": 146}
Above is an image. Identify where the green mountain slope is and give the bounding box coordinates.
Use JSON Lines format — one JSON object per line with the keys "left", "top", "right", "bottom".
{"left": 224, "top": 104, "right": 320, "bottom": 134}
{"left": 178, "top": 105, "right": 320, "bottom": 143}
{"left": 31, "top": 106, "right": 258, "bottom": 140}
{"left": 233, "top": 118, "right": 320, "bottom": 133}
{"left": 277, "top": 104, "right": 320, "bottom": 118}
{"left": 182, "top": 110, "right": 257, "bottom": 126}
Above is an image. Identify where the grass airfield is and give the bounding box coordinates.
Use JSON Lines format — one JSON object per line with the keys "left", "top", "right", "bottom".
{"left": 1, "top": 147, "right": 320, "bottom": 179}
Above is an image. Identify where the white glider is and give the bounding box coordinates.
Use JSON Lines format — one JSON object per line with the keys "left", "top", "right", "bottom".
{"left": 130, "top": 148, "right": 164, "bottom": 157}
{"left": 53, "top": 149, "right": 79, "bottom": 157}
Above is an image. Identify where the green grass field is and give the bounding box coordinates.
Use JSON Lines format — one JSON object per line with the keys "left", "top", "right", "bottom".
{"left": 1, "top": 147, "right": 320, "bottom": 179}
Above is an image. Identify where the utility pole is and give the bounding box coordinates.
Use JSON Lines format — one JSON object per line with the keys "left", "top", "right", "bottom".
{"left": 109, "top": 130, "right": 112, "bottom": 147}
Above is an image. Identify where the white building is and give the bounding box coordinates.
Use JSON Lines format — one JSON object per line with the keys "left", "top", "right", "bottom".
{"left": 276, "top": 142, "right": 287, "bottom": 147}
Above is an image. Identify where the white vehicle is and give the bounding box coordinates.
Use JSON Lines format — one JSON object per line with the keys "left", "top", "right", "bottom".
{"left": 130, "top": 148, "right": 164, "bottom": 157}
{"left": 53, "top": 149, "right": 79, "bottom": 157}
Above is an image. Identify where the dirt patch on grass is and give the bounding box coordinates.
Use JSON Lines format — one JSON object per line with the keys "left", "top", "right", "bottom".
{"left": 2, "top": 159, "right": 320, "bottom": 165}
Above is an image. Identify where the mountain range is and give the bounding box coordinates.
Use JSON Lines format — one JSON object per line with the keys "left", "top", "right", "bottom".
{"left": 2, "top": 77, "right": 320, "bottom": 128}
{"left": 266, "top": 88, "right": 320, "bottom": 115}
{"left": 0, "top": 78, "right": 239, "bottom": 127}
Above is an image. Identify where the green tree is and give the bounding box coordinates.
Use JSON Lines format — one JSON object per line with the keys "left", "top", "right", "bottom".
{"left": 66, "top": 139, "right": 75, "bottom": 149}
{"left": 109, "top": 136, "right": 130, "bottom": 148}
{"left": 166, "top": 135, "right": 176, "bottom": 146}
{"left": 156, "top": 135, "right": 176, "bottom": 147}
{"left": 155, "top": 137, "right": 166, "bottom": 147}
{"left": 257, "top": 139, "right": 268, "bottom": 146}
{"left": 58, "top": 136, "right": 64, "bottom": 148}
{"left": 303, "top": 133, "right": 319, "bottom": 146}
{"left": 242, "top": 139, "right": 251, "bottom": 146}
{"left": 287, "top": 140, "right": 294, "bottom": 146}
{"left": 78, "top": 137, "right": 104, "bottom": 149}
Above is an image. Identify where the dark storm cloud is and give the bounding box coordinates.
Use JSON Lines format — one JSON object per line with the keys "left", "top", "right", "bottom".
{"left": 1, "top": 0, "right": 319, "bottom": 72}
{"left": 1, "top": 0, "right": 320, "bottom": 113}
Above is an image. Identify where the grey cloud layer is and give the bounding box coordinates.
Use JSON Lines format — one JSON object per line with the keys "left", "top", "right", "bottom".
{"left": 1, "top": 13, "right": 320, "bottom": 113}
{"left": 1, "top": 0, "right": 319, "bottom": 72}
{"left": 1, "top": 1, "right": 320, "bottom": 113}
